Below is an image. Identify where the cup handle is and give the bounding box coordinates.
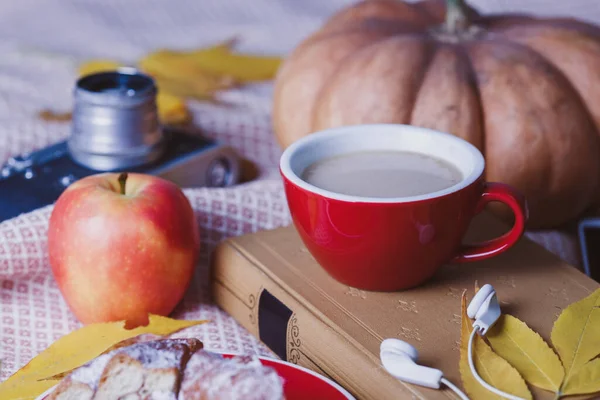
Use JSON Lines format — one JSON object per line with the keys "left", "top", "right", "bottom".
{"left": 452, "top": 182, "right": 528, "bottom": 263}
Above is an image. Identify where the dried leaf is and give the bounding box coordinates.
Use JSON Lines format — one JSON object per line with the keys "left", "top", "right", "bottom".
{"left": 487, "top": 315, "right": 564, "bottom": 391}
{"left": 139, "top": 51, "right": 237, "bottom": 99}
{"left": 551, "top": 289, "right": 600, "bottom": 390}
{"left": 156, "top": 91, "right": 192, "bottom": 125}
{"left": 152, "top": 73, "right": 235, "bottom": 101}
{"left": 0, "top": 315, "right": 206, "bottom": 400}
{"left": 203, "top": 37, "right": 239, "bottom": 53}
{"left": 159, "top": 38, "right": 238, "bottom": 60}
{"left": 562, "top": 357, "right": 600, "bottom": 395}
{"left": 44, "top": 333, "right": 164, "bottom": 380}
{"left": 184, "top": 48, "right": 282, "bottom": 82}
{"left": 143, "top": 38, "right": 280, "bottom": 83}
{"left": 37, "top": 110, "right": 72, "bottom": 122}
{"left": 459, "top": 291, "right": 532, "bottom": 400}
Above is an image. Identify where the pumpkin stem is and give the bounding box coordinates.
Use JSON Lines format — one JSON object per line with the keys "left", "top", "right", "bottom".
{"left": 446, "top": 0, "right": 470, "bottom": 32}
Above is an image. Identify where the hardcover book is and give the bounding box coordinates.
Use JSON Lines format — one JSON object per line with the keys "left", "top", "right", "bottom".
{"left": 211, "top": 212, "right": 599, "bottom": 399}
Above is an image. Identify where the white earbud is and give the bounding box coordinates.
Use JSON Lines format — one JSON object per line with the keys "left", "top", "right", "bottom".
{"left": 380, "top": 338, "right": 468, "bottom": 399}
{"left": 380, "top": 284, "right": 519, "bottom": 400}
{"left": 467, "top": 284, "right": 501, "bottom": 335}
{"left": 380, "top": 338, "right": 443, "bottom": 389}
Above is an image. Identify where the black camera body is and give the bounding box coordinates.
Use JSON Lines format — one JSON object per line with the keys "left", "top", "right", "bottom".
{"left": 0, "top": 69, "right": 240, "bottom": 222}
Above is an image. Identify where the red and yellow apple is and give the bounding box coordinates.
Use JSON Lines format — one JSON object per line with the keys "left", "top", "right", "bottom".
{"left": 48, "top": 172, "right": 200, "bottom": 326}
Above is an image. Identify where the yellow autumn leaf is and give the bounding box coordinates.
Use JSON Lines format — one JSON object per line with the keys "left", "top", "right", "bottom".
{"left": 486, "top": 315, "right": 564, "bottom": 391}
{"left": 43, "top": 333, "right": 163, "bottom": 380}
{"left": 145, "top": 38, "right": 280, "bottom": 83}
{"left": 202, "top": 37, "right": 238, "bottom": 54}
{"left": 139, "top": 51, "right": 237, "bottom": 98}
{"left": 562, "top": 357, "right": 600, "bottom": 395}
{"left": 0, "top": 315, "right": 207, "bottom": 400}
{"left": 459, "top": 291, "right": 532, "bottom": 400}
{"left": 152, "top": 73, "right": 234, "bottom": 101}
{"left": 184, "top": 49, "right": 282, "bottom": 82}
{"left": 156, "top": 91, "right": 192, "bottom": 125}
{"left": 551, "top": 289, "right": 600, "bottom": 390}
{"left": 37, "top": 110, "right": 72, "bottom": 122}
{"left": 151, "top": 37, "right": 237, "bottom": 61}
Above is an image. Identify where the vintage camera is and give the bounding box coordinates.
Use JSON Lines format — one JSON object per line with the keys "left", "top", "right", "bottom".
{"left": 0, "top": 69, "right": 240, "bottom": 222}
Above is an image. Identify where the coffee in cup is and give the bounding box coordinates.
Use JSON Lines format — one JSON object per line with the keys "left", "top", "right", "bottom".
{"left": 280, "top": 124, "right": 528, "bottom": 291}
{"left": 301, "top": 150, "right": 462, "bottom": 198}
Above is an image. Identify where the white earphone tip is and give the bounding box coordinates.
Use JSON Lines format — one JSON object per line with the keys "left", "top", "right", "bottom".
{"left": 380, "top": 338, "right": 419, "bottom": 361}
{"left": 380, "top": 338, "right": 444, "bottom": 389}
{"left": 467, "top": 284, "right": 495, "bottom": 319}
{"left": 479, "top": 283, "right": 494, "bottom": 292}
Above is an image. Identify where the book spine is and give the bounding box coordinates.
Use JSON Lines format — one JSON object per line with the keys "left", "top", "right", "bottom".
{"left": 210, "top": 240, "right": 424, "bottom": 400}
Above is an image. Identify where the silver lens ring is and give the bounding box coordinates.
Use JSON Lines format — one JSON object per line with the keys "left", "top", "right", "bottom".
{"left": 68, "top": 69, "right": 166, "bottom": 171}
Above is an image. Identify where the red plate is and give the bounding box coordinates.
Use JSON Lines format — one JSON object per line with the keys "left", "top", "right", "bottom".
{"left": 36, "top": 353, "right": 355, "bottom": 400}
{"left": 223, "top": 354, "right": 355, "bottom": 400}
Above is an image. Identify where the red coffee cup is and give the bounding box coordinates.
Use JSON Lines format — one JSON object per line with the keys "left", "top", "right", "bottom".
{"left": 280, "top": 124, "right": 528, "bottom": 291}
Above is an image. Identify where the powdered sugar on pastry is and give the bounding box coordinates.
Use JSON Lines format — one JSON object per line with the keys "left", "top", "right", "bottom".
{"left": 47, "top": 352, "right": 112, "bottom": 399}
{"left": 44, "top": 337, "right": 285, "bottom": 400}
{"left": 178, "top": 352, "right": 285, "bottom": 400}
{"left": 46, "top": 337, "right": 201, "bottom": 400}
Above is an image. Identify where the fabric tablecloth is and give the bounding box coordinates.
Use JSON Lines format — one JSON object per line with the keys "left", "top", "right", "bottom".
{"left": 0, "top": 0, "right": 595, "bottom": 382}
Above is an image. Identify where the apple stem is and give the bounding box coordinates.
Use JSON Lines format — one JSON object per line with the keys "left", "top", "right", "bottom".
{"left": 118, "top": 173, "right": 128, "bottom": 195}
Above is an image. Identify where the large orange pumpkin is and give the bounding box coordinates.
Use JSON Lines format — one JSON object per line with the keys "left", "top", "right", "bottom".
{"left": 273, "top": 0, "right": 600, "bottom": 229}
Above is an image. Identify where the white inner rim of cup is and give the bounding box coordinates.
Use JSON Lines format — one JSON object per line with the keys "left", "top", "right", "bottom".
{"left": 280, "top": 124, "right": 485, "bottom": 203}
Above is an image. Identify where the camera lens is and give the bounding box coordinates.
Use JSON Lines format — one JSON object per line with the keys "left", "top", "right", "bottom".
{"left": 68, "top": 69, "right": 166, "bottom": 171}
{"left": 78, "top": 68, "right": 151, "bottom": 96}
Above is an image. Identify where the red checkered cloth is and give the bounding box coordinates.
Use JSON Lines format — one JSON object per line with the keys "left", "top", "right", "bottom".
{"left": 0, "top": 0, "right": 588, "bottom": 382}
{"left": 0, "top": 105, "right": 290, "bottom": 379}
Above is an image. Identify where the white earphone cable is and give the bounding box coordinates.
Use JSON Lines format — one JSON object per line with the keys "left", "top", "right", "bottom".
{"left": 468, "top": 328, "right": 526, "bottom": 400}
{"left": 440, "top": 377, "right": 469, "bottom": 400}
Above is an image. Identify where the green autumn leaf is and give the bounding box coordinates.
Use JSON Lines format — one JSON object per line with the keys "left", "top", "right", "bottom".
{"left": 487, "top": 315, "right": 564, "bottom": 391}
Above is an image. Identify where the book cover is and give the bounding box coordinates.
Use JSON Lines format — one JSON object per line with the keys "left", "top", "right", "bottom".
{"left": 211, "top": 212, "right": 599, "bottom": 399}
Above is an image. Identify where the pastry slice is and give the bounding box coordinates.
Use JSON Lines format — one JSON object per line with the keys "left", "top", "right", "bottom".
{"left": 47, "top": 337, "right": 202, "bottom": 400}
{"left": 178, "top": 351, "right": 285, "bottom": 400}
{"left": 46, "top": 351, "right": 113, "bottom": 400}
{"left": 94, "top": 339, "right": 201, "bottom": 400}
{"left": 47, "top": 334, "right": 165, "bottom": 383}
